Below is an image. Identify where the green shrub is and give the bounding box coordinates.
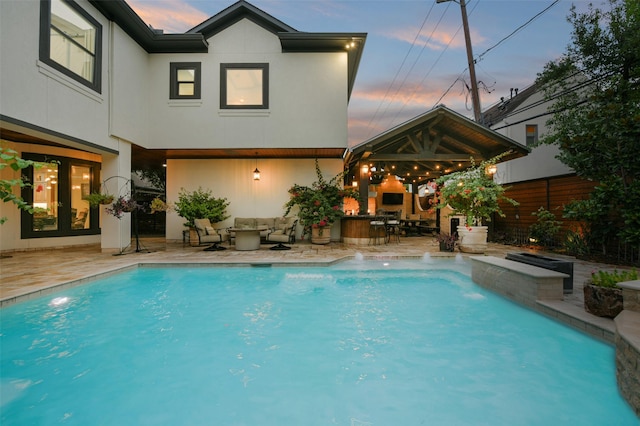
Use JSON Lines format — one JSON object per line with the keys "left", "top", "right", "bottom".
{"left": 174, "top": 187, "right": 229, "bottom": 228}
{"left": 590, "top": 269, "right": 638, "bottom": 288}
{"left": 529, "top": 207, "right": 562, "bottom": 247}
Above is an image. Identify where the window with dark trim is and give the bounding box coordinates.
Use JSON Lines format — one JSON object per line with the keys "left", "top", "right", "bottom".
{"left": 525, "top": 124, "right": 538, "bottom": 146}
{"left": 170, "top": 62, "right": 201, "bottom": 99}
{"left": 220, "top": 63, "right": 269, "bottom": 109}
{"left": 21, "top": 154, "right": 101, "bottom": 239}
{"left": 39, "top": 0, "right": 102, "bottom": 92}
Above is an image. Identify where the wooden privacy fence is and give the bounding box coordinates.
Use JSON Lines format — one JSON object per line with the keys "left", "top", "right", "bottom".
{"left": 493, "top": 174, "right": 595, "bottom": 233}
{"left": 491, "top": 174, "right": 639, "bottom": 265}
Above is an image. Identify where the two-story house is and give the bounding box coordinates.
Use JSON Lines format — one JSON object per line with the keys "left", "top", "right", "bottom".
{"left": 0, "top": 0, "right": 366, "bottom": 252}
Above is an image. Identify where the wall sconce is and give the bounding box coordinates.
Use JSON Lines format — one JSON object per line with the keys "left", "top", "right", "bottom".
{"left": 486, "top": 165, "right": 497, "bottom": 175}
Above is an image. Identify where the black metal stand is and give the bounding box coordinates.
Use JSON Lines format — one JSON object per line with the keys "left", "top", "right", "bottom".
{"left": 270, "top": 243, "right": 291, "bottom": 250}
{"left": 112, "top": 179, "right": 150, "bottom": 256}
{"left": 204, "top": 243, "right": 227, "bottom": 251}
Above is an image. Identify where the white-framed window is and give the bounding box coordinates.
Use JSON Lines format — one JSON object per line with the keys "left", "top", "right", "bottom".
{"left": 220, "top": 63, "right": 269, "bottom": 109}
{"left": 40, "top": 0, "right": 102, "bottom": 92}
{"left": 170, "top": 62, "right": 201, "bottom": 99}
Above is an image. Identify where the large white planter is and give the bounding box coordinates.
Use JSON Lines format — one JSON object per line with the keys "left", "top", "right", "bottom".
{"left": 457, "top": 225, "right": 488, "bottom": 253}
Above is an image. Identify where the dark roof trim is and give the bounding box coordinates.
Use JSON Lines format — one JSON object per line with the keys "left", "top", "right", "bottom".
{"left": 279, "top": 32, "right": 366, "bottom": 100}
{"left": 89, "top": 0, "right": 209, "bottom": 53}
{"left": 90, "top": 1, "right": 366, "bottom": 100}
{"left": 187, "top": 0, "right": 297, "bottom": 38}
{"left": 0, "top": 114, "right": 119, "bottom": 156}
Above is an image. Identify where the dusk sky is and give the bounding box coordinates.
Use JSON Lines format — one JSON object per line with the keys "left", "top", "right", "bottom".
{"left": 127, "top": 0, "right": 593, "bottom": 146}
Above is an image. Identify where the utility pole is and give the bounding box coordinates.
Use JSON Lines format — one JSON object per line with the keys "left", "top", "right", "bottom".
{"left": 437, "top": 0, "right": 482, "bottom": 124}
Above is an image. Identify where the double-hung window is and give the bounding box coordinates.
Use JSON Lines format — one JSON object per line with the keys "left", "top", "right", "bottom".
{"left": 220, "top": 63, "right": 269, "bottom": 109}
{"left": 170, "top": 62, "right": 201, "bottom": 99}
{"left": 40, "top": 0, "right": 102, "bottom": 92}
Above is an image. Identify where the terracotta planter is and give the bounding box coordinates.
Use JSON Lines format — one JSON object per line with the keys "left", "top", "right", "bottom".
{"left": 311, "top": 226, "right": 331, "bottom": 245}
{"left": 583, "top": 283, "right": 623, "bottom": 318}
{"left": 457, "top": 225, "right": 488, "bottom": 253}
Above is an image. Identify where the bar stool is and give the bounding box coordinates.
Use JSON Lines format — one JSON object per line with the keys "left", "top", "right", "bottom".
{"left": 385, "top": 211, "right": 401, "bottom": 243}
{"left": 369, "top": 216, "right": 387, "bottom": 245}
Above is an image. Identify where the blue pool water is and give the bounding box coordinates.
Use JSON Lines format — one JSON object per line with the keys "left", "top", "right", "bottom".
{"left": 1, "top": 259, "right": 637, "bottom": 425}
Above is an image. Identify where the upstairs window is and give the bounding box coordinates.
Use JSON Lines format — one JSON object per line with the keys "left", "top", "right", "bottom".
{"left": 220, "top": 63, "right": 269, "bottom": 109}
{"left": 525, "top": 124, "right": 538, "bottom": 146}
{"left": 170, "top": 62, "right": 201, "bottom": 99}
{"left": 40, "top": 0, "right": 102, "bottom": 92}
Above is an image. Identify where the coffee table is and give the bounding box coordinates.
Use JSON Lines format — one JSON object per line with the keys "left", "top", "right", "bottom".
{"left": 229, "top": 226, "right": 268, "bottom": 251}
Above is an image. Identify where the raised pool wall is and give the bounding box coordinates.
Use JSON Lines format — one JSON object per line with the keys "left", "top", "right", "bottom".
{"left": 470, "top": 257, "right": 640, "bottom": 417}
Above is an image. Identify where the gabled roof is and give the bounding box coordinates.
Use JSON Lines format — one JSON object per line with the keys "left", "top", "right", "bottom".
{"left": 187, "top": 1, "right": 366, "bottom": 99}
{"left": 90, "top": 0, "right": 366, "bottom": 99}
{"left": 345, "top": 105, "right": 529, "bottom": 184}
{"left": 187, "top": 0, "right": 297, "bottom": 37}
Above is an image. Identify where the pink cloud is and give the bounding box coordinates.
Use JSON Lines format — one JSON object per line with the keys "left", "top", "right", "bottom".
{"left": 128, "top": 0, "right": 209, "bottom": 33}
{"left": 386, "top": 25, "right": 485, "bottom": 51}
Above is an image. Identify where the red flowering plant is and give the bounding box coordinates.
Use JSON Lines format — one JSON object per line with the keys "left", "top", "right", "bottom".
{"left": 434, "top": 152, "right": 518, "bottom": 227}
{"left": 284, "top": 160, "right": 360, "bottom": 238}
{"left": 105, "top": 195, "right": 140, "bottom": 219}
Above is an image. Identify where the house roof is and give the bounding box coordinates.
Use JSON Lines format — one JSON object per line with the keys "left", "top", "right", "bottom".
{"left": 90, "top": 0, "right": 366, "bottom": 99}
{"left": 344, "top": 104, "right": 529, "bottom": 185}
{"left": 482, "top": 84, "right": 538, "bottom": 128}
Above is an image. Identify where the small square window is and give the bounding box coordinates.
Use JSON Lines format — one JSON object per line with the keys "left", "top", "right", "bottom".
{"left": 170, "top": 62, "right": 201, "bottom": 99}
{"left": 220, "top": 63, "right": 269, "bottom": 109}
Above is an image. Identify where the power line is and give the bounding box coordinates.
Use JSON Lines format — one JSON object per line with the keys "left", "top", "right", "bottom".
{"left": 363, "top": 2, "right": 438, "bottom": 140}
{"left": 475, "top": 0, "right": 561, "bottom": 64}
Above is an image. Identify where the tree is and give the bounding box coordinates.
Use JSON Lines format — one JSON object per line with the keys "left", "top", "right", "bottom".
{"left": 536, "top": 0, "right": 640, "bottom": 247}
{"left": 0, "top": 146, "right": 57, "bottom": 224}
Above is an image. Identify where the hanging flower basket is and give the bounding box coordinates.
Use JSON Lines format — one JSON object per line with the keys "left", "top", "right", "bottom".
{"left": 106, "top": 196, "right": 139, "bottom": 219}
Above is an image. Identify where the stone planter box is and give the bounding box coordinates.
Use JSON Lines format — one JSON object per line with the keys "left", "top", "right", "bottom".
{"left": 583, "top": 283, "right": 623, "bottom": 318}
{"left": 506, "top": 252, "right": 573, "bottom": 293}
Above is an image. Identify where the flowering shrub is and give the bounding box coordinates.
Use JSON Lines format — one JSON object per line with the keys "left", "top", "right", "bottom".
{"left": 284, "top": 160, "right": 359, "bottom": 237}
{"left": 434, "top": 153, "right": 518, "bottom": 227}
{"left": 106, "top": 196, "right": 139, "bottom": 219}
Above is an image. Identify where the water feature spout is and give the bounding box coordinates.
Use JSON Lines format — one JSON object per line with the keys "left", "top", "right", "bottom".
{"left": 354, "top": 252, "right": 364, "bottom": 262}
{"left": 422, "top": 253, "right": 434, "bottom": 263}
{"left": 455, "top": 253, "right": 465, "bottom": 264}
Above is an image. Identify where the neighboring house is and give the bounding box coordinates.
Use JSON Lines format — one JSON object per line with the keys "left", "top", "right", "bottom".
{"left": 0, "top": 0, "right": 366, "bottom": 252}
{"left": 483, "top": 84, "right": 593, "bottom": 236}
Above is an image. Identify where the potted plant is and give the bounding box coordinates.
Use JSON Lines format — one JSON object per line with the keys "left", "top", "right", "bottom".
{"left": 434, "top": 152, "right": 518, "bottom": 253}
{"left": 584, "top": 269, "right": 637, "bottom": 318}
{"left": 150, "top": 197, "right": 172, "bottom": 214}
{"left": 435, "top": 232, "right": 457, "bottom": 252}
{"left": 105, "top": 195, "right": 139, "bottom": 219}
{"left": 85, "top": 191, "right": 114, "bottom": 207}
{"left": 284, "top": 160, "right": 359, "bottom": 244}
{"left": 174, "top": 187, "right": 230, "bottom": 246}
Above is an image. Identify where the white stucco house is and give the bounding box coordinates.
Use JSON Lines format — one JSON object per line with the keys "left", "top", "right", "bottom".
{"left": 0, "top": 0, "right": 366, "bottom": 252}
{"left": 483, "top": 84, "right": 572, "bottom": 184}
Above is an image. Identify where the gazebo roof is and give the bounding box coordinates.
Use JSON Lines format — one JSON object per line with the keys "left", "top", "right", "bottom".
{"left": 344, "top": 104, "right": 529, "bottom": 185}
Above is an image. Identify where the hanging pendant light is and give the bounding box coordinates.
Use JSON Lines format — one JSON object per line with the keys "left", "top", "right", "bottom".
{"left": 253, "top": 152, "right": 260, "bottom": 180}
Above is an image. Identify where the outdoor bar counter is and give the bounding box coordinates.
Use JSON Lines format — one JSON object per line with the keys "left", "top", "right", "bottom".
{"left": 341, "top": 215, "right": 379, "bottom": 245}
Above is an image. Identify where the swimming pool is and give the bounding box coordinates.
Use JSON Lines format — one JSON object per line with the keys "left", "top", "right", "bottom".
{"left": 1, "top": 259, "right": 637, "bottom": 425}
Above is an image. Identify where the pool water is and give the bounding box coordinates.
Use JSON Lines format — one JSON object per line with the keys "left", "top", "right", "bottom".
{"left": 1, "top": 260, "right": 637, "bottom": 425}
